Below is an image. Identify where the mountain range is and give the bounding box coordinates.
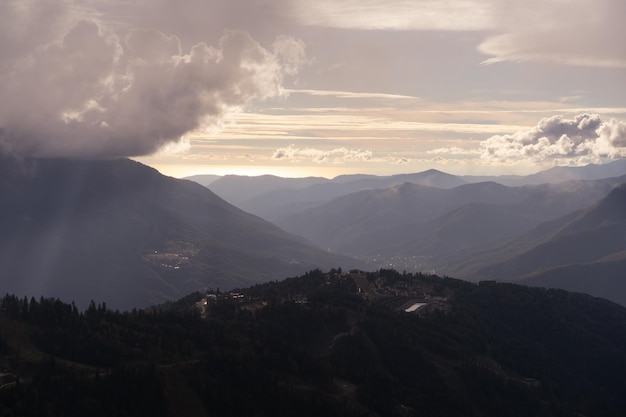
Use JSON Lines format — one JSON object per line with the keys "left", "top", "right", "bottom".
{"left": 0, "top": 157, "right": 359, "bottom": 309}
{"left": 201, "top": 169, "right": 468, "bottom": 222}
{"left": 192, "top": 159, "right": 626, "bottom": 223}
{"left": 464, "top": 158, "right": 626, "bottom": 186}
{"left": 274, "top": 179, "right": 623, "bottom": 255}
{"left": 189, "top": 160, "right": 626, "bottom": 305}
{"left": 2, "top": 152, "right": 626, "bottom": 417}
{"left": 3, "top": 156, "right": 626, "bottom": 309}
{"left": 449, "top": 184, "right": 626, "bottom": 304}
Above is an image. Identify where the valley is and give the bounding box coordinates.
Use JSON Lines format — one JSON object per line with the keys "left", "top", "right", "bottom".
{"left": 195, "top": 160, "right": 626, "bottom": 306}
{"left": 0, "top": 157, "right": 361, "bottom": 310}
{"left": 1, "top": 156, "right": 626, "bottom": 416}
{"left": 3, "top": 155, "right": 625, "bottom": 308}
{"left": 2, "top": 2, "right": 624, "bottom": 416}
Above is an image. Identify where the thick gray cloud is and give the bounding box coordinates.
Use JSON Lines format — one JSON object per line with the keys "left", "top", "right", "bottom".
{"left": 480, "top": 114, "right": 626, "bottom": 163}
{"left": 89, "top": 0, "right": 294, "bottom": 47}
{"left": 0, "top": 2, "right": 304, "bottom": 158}
{"left": 0, "top": 0, "right": 69, "bottom": 64}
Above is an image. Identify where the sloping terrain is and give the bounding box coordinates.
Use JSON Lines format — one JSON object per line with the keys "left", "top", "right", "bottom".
{"left": 457, "top": 184, "right": 626, "bottom": 303}
{"left": 463, "top": 158, "right": 626, "bottom": 186}
{"left": 183, "top": 174, "right": 221, "bottom": 188}
{"left": 191, "top": 161, "right": 626, "bottom": 223}
{"left": 207, "top": 169, "right": 467, "bottom": 222}
{"left": 274, "top": 179, "right": 623, "bottom": 260}
{"left": 205, "top": 174, "right": 328, "bottom": 206}
{"left": 2, "top": 269, "right": 626, "bottom": 416}
{"left": 519, "top": 251, "right": 626, "bottom": 305}
{"left": 0, "top": 157, "right": 358, "bottom": 309}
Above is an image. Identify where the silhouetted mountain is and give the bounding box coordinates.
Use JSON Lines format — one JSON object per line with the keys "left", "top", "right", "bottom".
{"left": 275, "top": 179, "right": 622, "bottom": 260}
{"left": 183, "top": 173, "right": 221, "bottom": 187}
{"left": 189, "top": 161, "right": 626, "bottom": 223}
{"left": 181, "top": 162, "right": 626, "bottom": 305}
{"left": 205, "top": 174, "right": 328, "bottom": 206}
{"left": 2, "top": 269, "right": 626, "bottom": 416}
{"left": 463, "top": 159, "right": 626, "bottom": 186}
{"left": 201, "top": 169, "right": 466, "bottom": 222}
{"left": 0, "top": 157, "right": 358, "bottom": 309}
{"left": 462, "top": 184, "right": 626, "bottom": 304}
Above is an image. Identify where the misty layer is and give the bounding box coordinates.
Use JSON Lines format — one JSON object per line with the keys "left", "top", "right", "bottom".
{"left": 0, "top": 8, "right": 304, "bottom": 159}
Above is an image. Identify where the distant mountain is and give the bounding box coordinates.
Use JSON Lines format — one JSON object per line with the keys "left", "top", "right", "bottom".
{"left": 203, "top": 174, "right": 328, "bottom": 206}
{"left": 275, "top": 179, "right": 623, "bottom": 260}
{"left": 180, "top": 161, "right": 626, "bottom": 305}
{"left": 459, "top": 184, "right": 626, "bottom": 304}
{"left": 463, "top": 158, "right": 626, "bottom": 186}
{"left": 183, "top": 173, "right": 221, "bottom": 187}
{"left": 0, "top": 157, "right": 359, "bottom": 309}
{"left": 376, "top": 202, "right": 541, "bottom": 258}
{"left": 200, "top": 169, "right": 467, "bottom": 222}
{"left": 188, "top": 160, "right": 626, "bottom": 223}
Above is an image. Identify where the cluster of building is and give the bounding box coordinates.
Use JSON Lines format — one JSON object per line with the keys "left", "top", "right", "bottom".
{"left": 194, "top": 269, "right": 451, "bottom": 317}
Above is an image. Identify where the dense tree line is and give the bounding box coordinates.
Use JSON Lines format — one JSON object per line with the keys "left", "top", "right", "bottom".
{"left": 1, "top": 270, "right": 626, "bottom": 416}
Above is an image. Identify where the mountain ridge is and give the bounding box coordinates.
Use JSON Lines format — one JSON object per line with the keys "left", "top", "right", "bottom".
{"left": 459, "top": 184, "right": 626, "bottom": 304}
{"left": 188, "top": 159, "right": 626, "bottom": 223}
{"left": 274, "top": 178, "right": 624, "bottom": 259}
{"left": 0, "top": 157, "right": 360, "bottom": 309}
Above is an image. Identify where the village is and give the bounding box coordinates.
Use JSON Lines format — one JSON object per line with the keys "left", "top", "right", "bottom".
{"left": 195, "top": 269, "right": 453, "bottom": 318}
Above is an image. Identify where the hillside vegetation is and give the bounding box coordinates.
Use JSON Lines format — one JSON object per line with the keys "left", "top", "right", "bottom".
{"left": 1, "top": 269, "right": 625, "bottom": 416}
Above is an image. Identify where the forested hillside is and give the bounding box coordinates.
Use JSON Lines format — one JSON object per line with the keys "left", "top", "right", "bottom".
{"left": 1, "top": 269, "right": 625, "bottom": 416}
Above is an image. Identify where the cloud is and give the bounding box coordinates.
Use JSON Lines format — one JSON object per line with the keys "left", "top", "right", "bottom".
{"left": 287, "top": 89, "right": 420, "bottom": 101}
{"left": 479, "top": 0, "right": 626, "bottom": 68}
{"left": 292, "top": 0, "right": 494, "bottom": 31}
{"left": 287, "top": 0, "right": 625, "bottom": 69}
{"left": 427, "top": 147, "right": 480, "bottom": 155}
{"left": 272, "top": 145, "right": 372, "bottom": 163}
{"left": 100, "top": 0, "right": 294, "bottom": 45}
{"left": 0, "top": 2, "right": 304, "bottom": 159}
{"left": 0, "top": 0, "right": 70, "bottom": 63}
{"left": 384, "top": 156, "right": 409, "bottom": 165}
{"left": 480, "top": 114, "right": 626, "bottom": 164}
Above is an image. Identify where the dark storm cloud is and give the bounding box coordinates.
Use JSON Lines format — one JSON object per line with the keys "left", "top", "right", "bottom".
{"left": 0, "top": 2, "right": 304, "bottom": 158}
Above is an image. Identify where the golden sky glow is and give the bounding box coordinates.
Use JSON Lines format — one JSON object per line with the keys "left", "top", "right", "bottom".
{"left": 2, "top": 1, "right": 626, "bottom": 178}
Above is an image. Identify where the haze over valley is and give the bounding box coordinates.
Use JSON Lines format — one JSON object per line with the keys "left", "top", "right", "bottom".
{"left": 1, "top": 1, "right": 626, "bottom": 415}
{"left": 192, "top": 159, "right": 626, "bottom": 305}
{"left": 0, "top": 157, "right": 360, "bottom": 310}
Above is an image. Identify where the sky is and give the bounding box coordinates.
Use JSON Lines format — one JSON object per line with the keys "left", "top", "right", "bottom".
{"left": 1, "top": 0, "right": 625, "bottom": 178}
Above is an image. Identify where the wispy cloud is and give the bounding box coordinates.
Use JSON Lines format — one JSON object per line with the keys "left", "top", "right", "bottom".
{"left": 292, "top": 0, "right": 494, "bottom": 31}
{"left": 286, "top": 89, "right": 420, "bottom": 101}
{"left": 384, "top": 156, "right": 410, "bottom": 165}
{"left": 290, "top": 0, "right": 626, "bottom": 68}
{"left": 272, "top": 145, "right": 373, "bottom": 163}
{"left": 479, "top": 0, "right": 626, "bottom": 68}
{"left": 427, "top": 147, "right": 481, "bottom": 156}
{"left": 210, "top": 111, "right": 530, "bottom": 141}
